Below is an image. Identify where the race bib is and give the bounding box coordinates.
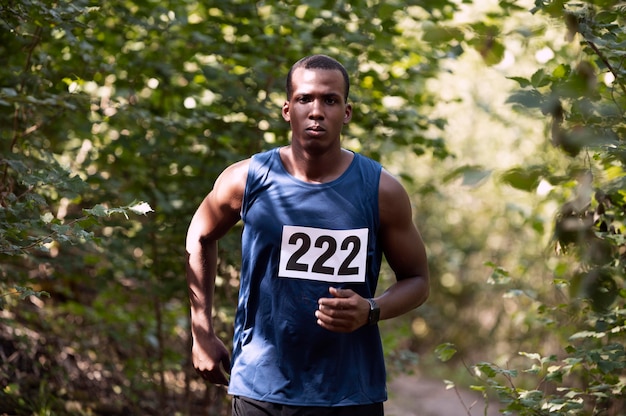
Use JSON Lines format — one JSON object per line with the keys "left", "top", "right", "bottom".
{"left": 278, "top": 225, "right": 368, "bottom": 283}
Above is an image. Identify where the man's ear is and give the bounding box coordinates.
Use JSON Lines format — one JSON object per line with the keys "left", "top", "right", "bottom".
{"left": 282, "top": 101, "right": 290, "bottom": 122}
{"left": 343, "top": 103, "right": 353, "bottom": 124}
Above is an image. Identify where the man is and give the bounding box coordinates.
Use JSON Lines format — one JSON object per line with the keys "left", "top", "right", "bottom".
{"left": 185, "top": 54, "right": 429, "bottom": 416}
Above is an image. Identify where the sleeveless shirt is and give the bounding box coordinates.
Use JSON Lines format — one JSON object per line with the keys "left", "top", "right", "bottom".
{"left": 228, "top": 148, "right": 386, "bottom": 406}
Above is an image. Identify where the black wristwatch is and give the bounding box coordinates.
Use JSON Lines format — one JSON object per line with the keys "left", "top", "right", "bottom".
{"left": 366, "top": 298, "right": 380, "bottom": 326}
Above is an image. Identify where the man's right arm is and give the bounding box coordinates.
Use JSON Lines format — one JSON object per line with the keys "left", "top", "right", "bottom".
{"left": 184, "top": 159, "right": 249, "bottom": 385}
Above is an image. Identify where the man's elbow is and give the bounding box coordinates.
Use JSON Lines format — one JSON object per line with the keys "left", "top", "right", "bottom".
{"left": 186, "top": 233, "right": 215, "bottom": 257}
{"left": 413, "top": 273, "right": 429, "bottom": 309}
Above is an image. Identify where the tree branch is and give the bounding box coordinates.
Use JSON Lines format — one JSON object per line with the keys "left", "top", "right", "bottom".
{"left": 586, "top": 40, "right": 626, "bottom": 96}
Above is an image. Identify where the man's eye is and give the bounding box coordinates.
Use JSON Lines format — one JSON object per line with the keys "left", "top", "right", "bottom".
{"left": 325, "top": 98, "right": 338, "bottom": 104}
{"left": 298, "top": 96, "right": 312, "bottom": 103}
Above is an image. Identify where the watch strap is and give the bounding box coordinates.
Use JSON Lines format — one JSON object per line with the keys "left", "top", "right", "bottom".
{"left": 366, "top": 298, "right": 380, "bottom": 326}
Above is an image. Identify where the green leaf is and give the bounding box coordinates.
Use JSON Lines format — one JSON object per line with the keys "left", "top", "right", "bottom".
{"left": 530, "top": 68, "right": 551, "bottom": 88}
{"left": 487, "top": 264, "right": 511, "bottom": 285}
{"left": 552, "top": 64, "right": 570, "bottom": 79}
{"left": 443, "top": 165, "right": 491, "bottom": 187}
{"left": 84, "top": 204, "right": 109, "bottom": 217}
{"left": 519, "top": 351, "right": 542, "bottom": 362}
{"left": 500, "top": 167, "right": 542, "bottom": 191}
{"left": 14, "top": 286, "right": 50, "bottom": 300}
{"left": 569, "top": 330, "right": 606, "bottom": 340}
{"left": 482, "top": 39, "right": 506, "bottom": 66}
{"left": 422, "top": 23, "right": 464, "bottom": 43}
{"left": 435, "top": 343, "right": 457, "bottom": 362}
{"left": 508, "top": 76, "right": 531, "bottom": 88}
{"left": 474, "top": 362, "right": 498, "bottom": 378}
{"left": 506, "top": 89, "right": 544, "bottom": 109}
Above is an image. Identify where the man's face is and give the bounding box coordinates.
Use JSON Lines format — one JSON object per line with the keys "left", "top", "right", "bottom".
{"left": 282, "top": 68, "right": 352, "bottom": 153}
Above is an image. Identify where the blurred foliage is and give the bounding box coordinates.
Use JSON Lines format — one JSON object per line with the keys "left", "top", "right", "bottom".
{"left": 432, "top": 0, "right": 626, "bottom": 414}
{"left": 1, "top": 0, "right": 625, "bottom": 414}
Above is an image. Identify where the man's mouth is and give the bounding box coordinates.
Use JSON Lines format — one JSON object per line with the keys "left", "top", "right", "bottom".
{"left": 306, "top": 125, "right": 325, "bottom": 133}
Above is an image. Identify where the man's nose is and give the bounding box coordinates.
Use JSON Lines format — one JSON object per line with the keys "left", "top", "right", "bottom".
{"left": 309, "top": 99, "right": 324, "bottom": 119}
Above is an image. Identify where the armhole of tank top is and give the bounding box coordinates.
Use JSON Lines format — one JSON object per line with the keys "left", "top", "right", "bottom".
{"left": 240, "top": 156, "right": 257, "bottom": 220}
{"left": 240, "top": 150, "right": 275, "bottom": 219}
{"left": 374, "top": 163, "right": 383, "bottom": 231}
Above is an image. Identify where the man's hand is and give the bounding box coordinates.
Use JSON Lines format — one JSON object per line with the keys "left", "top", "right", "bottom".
{"left": 316, "top": 287, "right": 370, "bottom": 332}
{"left": 192, "top": 333, "right": 231, "bottom": 385}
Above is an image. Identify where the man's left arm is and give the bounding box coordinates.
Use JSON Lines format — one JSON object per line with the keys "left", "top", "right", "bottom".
{"left": 315, "top": 169, "right": 429, "bottom": 332}
{"left": 374, "top": 169, "right": 430, "bottom": 320}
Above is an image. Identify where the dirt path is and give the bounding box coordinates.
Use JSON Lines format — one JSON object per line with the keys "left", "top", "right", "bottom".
{"left": 384, "top": 375, "right": 502, "bottom": 416}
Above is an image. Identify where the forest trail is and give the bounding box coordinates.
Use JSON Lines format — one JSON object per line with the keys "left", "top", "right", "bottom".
{"left": 384, "top": 375, "right": 502, "bottom": 416}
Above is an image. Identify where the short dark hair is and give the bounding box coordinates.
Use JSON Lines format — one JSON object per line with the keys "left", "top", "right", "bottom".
{"left": 286, "top": 55, "right": 350, "bottom": 103}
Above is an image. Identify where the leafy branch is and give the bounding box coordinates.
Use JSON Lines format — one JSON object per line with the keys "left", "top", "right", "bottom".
{"left": 2, "top": 201, "right": 154, "bottom": 254}
{"left": 0, "top": 285, "right": 50, "bottom": 300}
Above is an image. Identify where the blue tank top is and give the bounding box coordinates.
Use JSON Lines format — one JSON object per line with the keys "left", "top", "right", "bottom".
{"left": 228, "top": 148, "right": 386, "bottom": 406}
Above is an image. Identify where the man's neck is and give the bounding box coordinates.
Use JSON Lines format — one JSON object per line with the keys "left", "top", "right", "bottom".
{"left": 279, "top": 146, "right": 354, "bottom": 184}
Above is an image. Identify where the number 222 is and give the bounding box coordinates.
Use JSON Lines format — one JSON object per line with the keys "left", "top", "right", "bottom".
{"left": 285, "top": 232, "right": 361, "bottom": 276}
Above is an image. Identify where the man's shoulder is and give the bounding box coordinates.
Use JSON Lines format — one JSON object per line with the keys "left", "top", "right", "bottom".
{"left": 222, "top": 157, "right": 252, "bottom": 179}
{"left": 378, "top": 169, "right": 406, "bottom": 195}
{"left": 214, "top": 158, "right": 252, "bottom": 202}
